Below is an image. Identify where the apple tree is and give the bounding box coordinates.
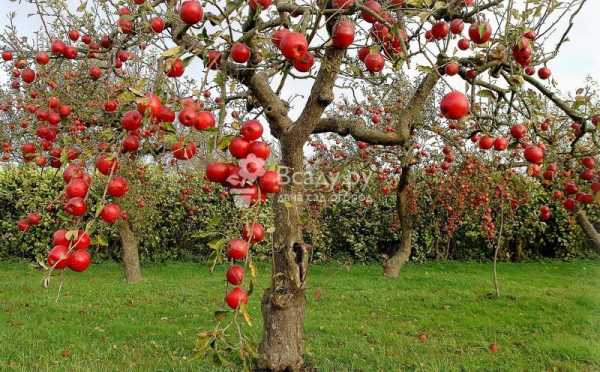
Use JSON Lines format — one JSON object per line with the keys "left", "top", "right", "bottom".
{"left": 1, "top": 0, "right": 597, "bottom": 370}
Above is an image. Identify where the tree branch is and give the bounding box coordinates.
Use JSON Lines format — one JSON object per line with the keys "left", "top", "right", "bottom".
{"left": 292, "top": 46, "right": 346, "bottom": 138}
{"left": 314, "top": 117, "right": 408, "bottom": 145}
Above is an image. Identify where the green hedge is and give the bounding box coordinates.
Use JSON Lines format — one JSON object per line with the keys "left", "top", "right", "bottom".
{"left": 317, "top": 176, "right": 599, "bottom": 262}
{"left": 1, "top": 165, "right": 597, "bottom": 263}
{"left": 0, "top": 165, "right": 269, "bottom": 263}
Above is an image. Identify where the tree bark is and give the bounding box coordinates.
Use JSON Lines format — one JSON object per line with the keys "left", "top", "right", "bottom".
{"left": 257, "top": 136, "right": 308, "bottom": 372}
{"left": 117, "top": 220, "right": 142, "bottom": 283}
{"left": 574, "top": 207, "right": 600, "bottom": 253}
{"left": 511, "top": 238, "right": 525, "bottom": 262}
{"left": 383, "top": 165, "right": 413, "bottom": 278}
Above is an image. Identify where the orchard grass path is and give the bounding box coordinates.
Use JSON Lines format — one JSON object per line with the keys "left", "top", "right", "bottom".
{"left": 0, "top": 260, "right": 599, "bottom": 371}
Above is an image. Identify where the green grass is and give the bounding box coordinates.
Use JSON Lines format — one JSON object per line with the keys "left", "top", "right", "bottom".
{"left": 1, "top": 260, "right": 599, "bottom": 371}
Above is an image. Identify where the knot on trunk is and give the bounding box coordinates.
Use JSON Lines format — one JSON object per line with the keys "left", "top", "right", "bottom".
{"left": 293, "top": 242, "right": 310, "bottom": 286}
{"left": 317, "top": 92, "right": 334, "bottom": 107}
{"left": 270, "top": 288, "right": 298, "bottom": 309}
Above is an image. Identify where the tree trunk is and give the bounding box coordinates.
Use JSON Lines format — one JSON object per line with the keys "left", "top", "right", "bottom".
{"left": 383, "top": 165, "right": 413, "bottom": 278}
{"left": 383, "top": 229, "right": 412, "bottom": 278}
{"left": 574, "top": 207, "right": 600, "bottom": 253}
{"left": 511, "top": 238, "right": 525, "bottom": 262}
{"left": 257, "top": 136, "right": 307, "bottom": 371}
{"left": 118, "top": 220, "right": 142, "bottom": 283}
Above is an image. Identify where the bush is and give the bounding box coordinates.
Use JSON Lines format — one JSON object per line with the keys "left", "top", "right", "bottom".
{"left": 318, "top": 173, "right": 599, "bottom": 263}
{"left": 0, "top": 165, "right": 272, "bottom": 263}
{"left": 1, "top": 165, "right": 597, "bottom": 264}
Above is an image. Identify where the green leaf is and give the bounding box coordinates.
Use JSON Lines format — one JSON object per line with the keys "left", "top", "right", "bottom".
{"left": 161, "top": 123, "right": 176, "bottom": 134}
{"left": 416, "top": 65, "right": 435, "bottom": 74}
{"left": 191, "top": 230, "right": 218, "bottom": 239}
{"left": 207, "top": 238, "right": 226, "bottom": 251}
{"left": 161, "top": 46, "right": 182, "bottom": 58}
{"left": 239, "top": 302, "right": 252, "bottom": 326}
{"left": 163, "top": 134, "right": 178, "bottom": 145}
{"left": 479, "top": 23, "right": 487, "bottom": 40}
{"left": 117, "top": 90, "right": 136, "bottom": 104}
{"left": 94, "top": 234, "right": 109, "bottom": 247}
{"left": 99, "top": 128, "right": 114, "bottom": 141}
{"left": 217, "top": 135, "right": 234, "bottom": 151}
{"left": 248, "top": 260, "right": 257, "bottom": 279}
{"left": 478, "top": 90, "right": 496, "bottom": 99}
{"left": 433, "top": 1, "right": 446, "bottom": 10}
{"left": 246, "top": 278, "right": 254, "bottom": 297}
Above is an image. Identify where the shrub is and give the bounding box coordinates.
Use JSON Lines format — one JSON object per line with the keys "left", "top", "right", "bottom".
{"left": 1, "top": 166, "right": 596, "bottom": 263}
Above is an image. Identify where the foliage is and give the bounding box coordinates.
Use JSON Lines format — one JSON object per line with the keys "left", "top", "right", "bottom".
{"left": 2, "top": 165, "right": 596, "bottom": 264}
{"left": 0, "top": 165, "right": 271, "bottom": 263}
{"left": 315, "top": 165, "right": 599, "bottom": 263}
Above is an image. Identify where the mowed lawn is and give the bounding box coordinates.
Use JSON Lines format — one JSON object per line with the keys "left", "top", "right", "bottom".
{"left": 0, "top": 260, "right": 599, "bottom": 371}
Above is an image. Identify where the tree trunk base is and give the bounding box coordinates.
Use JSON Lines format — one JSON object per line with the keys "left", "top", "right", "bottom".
{"left": 118, "top": 221, "right": 142, "bottom": 284}
{"left": 383, "top": 260, "right": 401, "bottom": 278}
{"left": 383, "top": 248, "right": 410, "bottom": 278}
{"left": 257, "top": 287, "right": 305, "bottom": 372}
{"left": 383, "top": 232, "right": 412, "bottom": 278}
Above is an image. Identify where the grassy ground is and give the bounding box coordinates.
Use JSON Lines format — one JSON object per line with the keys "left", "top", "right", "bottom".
{"left": 0, "top": 260, "right": 599, "bottom": 371}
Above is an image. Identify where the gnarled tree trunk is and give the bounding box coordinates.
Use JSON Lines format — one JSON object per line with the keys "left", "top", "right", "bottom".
{"left": 257, "top": 136, "right": 308, "bottom": 371}
{"left": 383, "top": 165, "right": 414, "bottom": 278}
{"left": 252, "top": 40, "right": 347, "bottom": 370}
{"left": 574, "top": 207, "right": 600, "bottom": 253}
{"left": 249, "top": 30, "right": 436, "bottom": 368}
{"left": 117, "top": 220, "right": 142, "bottom": 283}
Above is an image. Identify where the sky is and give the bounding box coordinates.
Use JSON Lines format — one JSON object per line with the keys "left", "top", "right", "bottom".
{"left": 2, "top": 0, "right": 599, "bottom": 111}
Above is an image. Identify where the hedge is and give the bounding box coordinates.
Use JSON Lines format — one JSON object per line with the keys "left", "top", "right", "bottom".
{"left": 1, "top": 165, "right": 597, "bottom": 264}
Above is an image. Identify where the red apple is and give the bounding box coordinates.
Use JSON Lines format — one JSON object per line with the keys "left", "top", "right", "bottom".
{"left": 229, "top": 137, "right": 250, "bottom": 159}
{"left": 293, "top": 52, "right": 314, "bottom": 72}
{"left": 242, "top": 222, "right": 265, "bottom": 243}
{"left": 107, "top": 176, "right": 129, "bottom": 197}
{"left": 279, "top": 32, "right": 308, "bottom": 60}
{"left": 450, "top": 19, "right": 464, "bottom": 34}
{"left": 510, "top": 124, "right": 526, "bottom": 140}
{"left": 259, "top": 171, "right": 281, "bottom": 193}
{"left": 431, "top": 21, "right": 449, "bottom": 40}
{"left": 64, "top": 197, "right": 87, "bottom": 216}
{"left": 478, "top": 135, "right": 494, "bottom": 150}
{"left": 440, "top": 91, "right": 469, "bottom": 120}
{"left": 206, "top": 162, "right": 230, "bottom": 183}
{"left": 100, "top": 203, "right": 121, "bottom": 224}
{"left": 180, "top": 0, "right": 204, "bottom": 24}
{"left": 241, "top": 120, "right": 263, "bottom": 141}
{"left": 364, "top": 52, "right": 384, "bottom": 72}
{"left": 226, "top": 265, "right": 245, "bottom": 285}
{"left": 493, "top": 137, "right": 508, "bottom": 151}
{"left": 248, "top": 141, "right": 270, "bottom": 160}
{"left": 457, "top": 38, "right": 470, "bottom": 50}
{"left": 195, "top": 111, "right": 215, "bottom": 130}
{"left": 538, "top": 67, "right": 551, "bottom": 80}
{"left": 332, "top": 20, "right": 355, "bottom": 49}
{"left": 48, "top": 245, "right": 69, "bottom": 269}
{"left": 225, "top": 287, "right": 248, "bottom": 309}
{"left": 68, "top": 250, "right": 91, "bottom": 272}
{"left": 230, "top": 42, "right": 250, "bottom": 63}
{"left": 468, "top": 21, "right": 492, "bottom": 44}
{"left": 150, "top": 17, "right": 165, "bottom": 33}
{"left": 227, "top": 239, "right": 249, "bottom": 260}
{"left": 524, "top": 145, "right": 544, "bottom": 164}
{"left": 361, "top": 0, "right": 382, "bottom": 23}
